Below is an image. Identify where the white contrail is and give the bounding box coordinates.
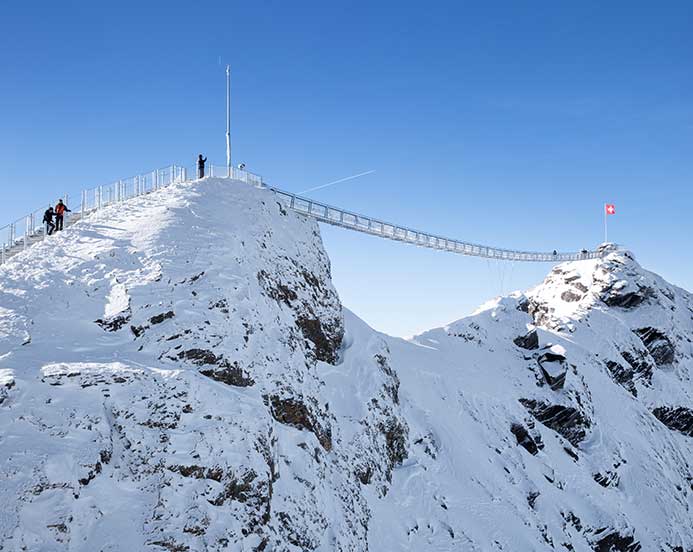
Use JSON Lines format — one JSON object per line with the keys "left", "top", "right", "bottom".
{"left": 299, "top": 170, "right": 376, "bottom": 195}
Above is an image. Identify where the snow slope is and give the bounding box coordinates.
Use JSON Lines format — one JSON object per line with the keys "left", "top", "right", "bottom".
{"left": 1, "top": 177, "right": 692, "bottom": 551}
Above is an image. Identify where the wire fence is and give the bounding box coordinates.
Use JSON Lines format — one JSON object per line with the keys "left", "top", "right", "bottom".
{"left": 0, "top": 163, "right": 263, "bottom": 265}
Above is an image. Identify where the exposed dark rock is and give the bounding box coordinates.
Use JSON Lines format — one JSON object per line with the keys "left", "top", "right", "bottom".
{"left": 257, "top": 270, "right": 297, "bottom": 306}
{"left": 296, "top": 316, "right": 342, "bottom": 364}
{"left": 602, "top": 284, "right": 654, "bottom": 309}
{"left": 268, "top": 395, "right": 332, "bottom": 451}
{"left": 277, "top": 511, "right": 316, "bottom": 550}
{"left": 573, "top": 282, "right": 589, "bottom": 293}
{"left": 189, "top": 271, "right": 205, "bottom": 283}
{"left": 605, "top": 360, "right": 638, "bottom": 396}
{"left": 620, "top": 350, "right": 654, "bottom": 384}
{"left": 633, "top": 327, "right": 675, "bottom": 367}
{"left": 514, "top": 330, "right": 539, "bottom": 350}
{"left": 593, "top": 471, "right": 619, "bottom": 488}
{"left": 510, "top": 423, "right": 540, "bottom": 455}
{"left": 652, "top": 406, "right": 693, "bottom": 437}
{"left": 150, "top": 311, "right": 175, "bottom": 325}
{"left": 516, "top": 296, "right": 530, "bottom": 313}
{"left": 168, "top": 464, "right": 224, "bottom": 482}
{"left": 208, "top": 299, "right": 229, "bottom": 314}
{"left": 178, "top": 349, "right": 219, "bottom": 366}
{"left": 183, "top": 525, "right": 206, "bottom": 536}
{"left": 200, "top": 363, "right": 255, "bottom": 387}
{"left": 561, "top": 290, "right": 583, "bottom": 303}
{"left": 380, "top": 417, "right": 408, "bottom": 473}
{"left": 519, "top": 399, "right": 590, "bottom": 447}
{"left": 527, "top": 491, "right": 540, "bottom": 509}
{"left": 78, "top": 461, "right": 102, "bottom": 486}
{"left": 95, "top": 312, "right": 131, "bottom": 332}
{"left": 562, "top": 511, "right": 583, "bottom": 532}
{"left": 130, "top": 325, "right": 145, "bottom": 338}
{"left": 537, "top": 351, "right": 568, "bottom": 390}
{"left": 374, "top": 353, "right": 400, "bottom": 404}
{"left": 149, "top": 540, "right": 190, "bottom": 552}
{"left": 356, "top": 465, "right": 373, "bottom": 485}
{"left": 208, "top": 470, "right": 258, "bottom": 507}
{"left": 591, "top": 528, "right": 641, "bottom": 552}
{"left": 563, "top": 446, "right": 579, "bottom": 461}
{"left": 539, "top": 349, "right": 566, "bottom": 363}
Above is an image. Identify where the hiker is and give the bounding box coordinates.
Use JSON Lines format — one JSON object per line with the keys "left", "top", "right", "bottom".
{"left": 553, "top": 249, "right": 558, "bottom": 256}
{"left": 43, "top": 207, "right": 55, "bottom": 236}
{"left": 197, "top": 154, "right": 207, "bottom": 179}
{"left": 54, "top": 199, "right": 71, "bottom": 231}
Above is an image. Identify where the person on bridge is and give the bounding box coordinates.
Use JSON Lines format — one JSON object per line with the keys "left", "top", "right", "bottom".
{"left": 54, "top": 199, "right": 71, "bottom": 231}
{"left": 43, "top": 207, "right": 55, "bottom": 236}
{"left": 197, "top": 154, "right": 207, "bottom": 179}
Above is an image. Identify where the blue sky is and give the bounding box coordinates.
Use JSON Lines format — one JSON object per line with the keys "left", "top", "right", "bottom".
{"left": 1, "top": 1, "right": 692, "bottom": 336}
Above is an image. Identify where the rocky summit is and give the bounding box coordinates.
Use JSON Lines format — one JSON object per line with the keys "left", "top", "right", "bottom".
{"left": 0, "top": 178, "right": 692, "bottom": 551}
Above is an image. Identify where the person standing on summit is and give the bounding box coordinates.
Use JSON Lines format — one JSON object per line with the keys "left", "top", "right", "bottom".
{"left": 197, "top": 154, "right": 207, "bottom": 179}
{"left": 54, "top": 199, "right": 71, "bottom": 231}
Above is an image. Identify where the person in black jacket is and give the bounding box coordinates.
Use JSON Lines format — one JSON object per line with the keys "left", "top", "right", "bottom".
{"left": 197, "top": 154, "right": 207, "bottom": 179}
{"left": 43, "top": 207, "right": 55, "bottom": 236}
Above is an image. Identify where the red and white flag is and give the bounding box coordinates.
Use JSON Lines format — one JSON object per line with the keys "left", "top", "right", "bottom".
{"left": 605, "top": 204, "right": 616, "bottom": 215}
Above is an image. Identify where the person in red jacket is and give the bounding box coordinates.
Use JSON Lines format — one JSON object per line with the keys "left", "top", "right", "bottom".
{"left": 54, "top": 199, "right": 71, "bottom": 231}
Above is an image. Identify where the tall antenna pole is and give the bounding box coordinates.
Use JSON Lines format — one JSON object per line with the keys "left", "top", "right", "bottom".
{"left": 226, "top": 65, "right": 231, "bottom": 177}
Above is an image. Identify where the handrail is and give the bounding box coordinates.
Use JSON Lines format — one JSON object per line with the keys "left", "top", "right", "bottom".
{"left": 268, "top": 187, "right": 605, "bottom": 262}
{"left": 0, "top": 162, "right": 604, "bottom": 266}
{"left": 0, "top": 163, "right": 263, "bottom": 265}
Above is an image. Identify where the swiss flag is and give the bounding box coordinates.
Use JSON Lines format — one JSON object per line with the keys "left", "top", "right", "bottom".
{"left": 605, "top": 204, "right": 616, "bottom": 215}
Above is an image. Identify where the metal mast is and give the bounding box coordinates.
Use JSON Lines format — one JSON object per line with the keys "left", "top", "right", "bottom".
{"left": 226, "top": 65, "right": 231, "bottom": 176}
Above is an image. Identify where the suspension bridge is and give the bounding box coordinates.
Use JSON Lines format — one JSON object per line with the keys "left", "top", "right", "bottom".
{"left": 0, "top": 164, "right": 606, "bottom": 266}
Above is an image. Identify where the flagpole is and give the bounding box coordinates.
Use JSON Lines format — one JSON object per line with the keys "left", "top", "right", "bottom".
{"left": 604, "top": 203, "right": 608, "bottom": 244}
{"left": 226, "top": 65, "right": 231, "bottom": 177}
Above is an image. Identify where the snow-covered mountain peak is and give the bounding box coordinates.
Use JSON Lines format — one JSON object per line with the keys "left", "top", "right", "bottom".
{"left": 1, "top": 179, "right": 692, "bottom": 551}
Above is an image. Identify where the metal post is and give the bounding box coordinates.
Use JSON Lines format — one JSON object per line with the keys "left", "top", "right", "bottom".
{"left": 226, "top": 65, "right": 231, "bottom": 176}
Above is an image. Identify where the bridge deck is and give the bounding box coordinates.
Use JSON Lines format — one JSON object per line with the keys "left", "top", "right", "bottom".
{"left": 271, "top": 188, "right": 602, "bottom": 263}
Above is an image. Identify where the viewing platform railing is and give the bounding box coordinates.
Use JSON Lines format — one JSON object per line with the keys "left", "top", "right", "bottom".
{"left": 0, "top": 163, "right": 603, "bottom": 265}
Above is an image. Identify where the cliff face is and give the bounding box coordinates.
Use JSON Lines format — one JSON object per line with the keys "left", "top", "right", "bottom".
{"left": 1, "top": 178, "right": 692, "bottom": 551}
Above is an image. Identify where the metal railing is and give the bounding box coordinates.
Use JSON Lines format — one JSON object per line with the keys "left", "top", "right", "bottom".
{"left": 1, "top": 161, "right": 603, "bottom": 266}
{"left": 270, "top": 188, "right": 604, "bottom": 262}
{"left": 0, "top": 163, "right": 264, "bottom": 265}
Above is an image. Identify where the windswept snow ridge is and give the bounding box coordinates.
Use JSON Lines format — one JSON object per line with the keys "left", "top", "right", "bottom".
{"left": 0, "top": 177, "right": 692, "bottom": 551}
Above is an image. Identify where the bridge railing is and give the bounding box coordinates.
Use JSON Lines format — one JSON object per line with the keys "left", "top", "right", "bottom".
{"left": 0, "top": 163, "right": 264, "bottom": 265}
{"left": 1, "top": 162, "right": 600, "bottom": 265}
{"left": 271, "top": 188, "right": 603, "bottom": 262}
